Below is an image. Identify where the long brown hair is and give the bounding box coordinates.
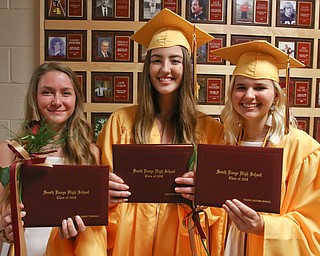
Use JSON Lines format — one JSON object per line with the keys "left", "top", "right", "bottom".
{"left": 25, "top": 62, "right": 97, "bottom": 165}
{"left": 133, "top": 47, "right": 198, "bottom": 144}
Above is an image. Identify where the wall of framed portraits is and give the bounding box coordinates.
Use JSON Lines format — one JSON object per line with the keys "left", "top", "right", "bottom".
{"left": 40, "top": 0, "right": 320, "bottom": 141}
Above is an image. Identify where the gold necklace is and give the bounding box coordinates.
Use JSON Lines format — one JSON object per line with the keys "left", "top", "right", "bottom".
{"left": 236, "top": 126, "right": 271, "bottom": 147}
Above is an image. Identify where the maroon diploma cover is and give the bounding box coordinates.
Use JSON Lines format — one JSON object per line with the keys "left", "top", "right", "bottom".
{"left": 195, "top": 144, "right": 283, "bottom": 213}
{"left": 113, "top": 144, "right": 194, "bottom": 203}
{"left": 20, "top": 164, "right": 109, "bottom": 227}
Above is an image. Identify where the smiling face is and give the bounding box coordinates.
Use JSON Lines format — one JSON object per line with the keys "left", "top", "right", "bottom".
{"left": 191, "top": 0, "right": 203, "bottom": 15}
{"left": 101, "top": 41, "right": 110, "bottom": 54}
{"left": 37, "top": 71, "right": 76, "bottom": 131}
{"left": 149, "top": 46, "right": 183, "bottom": 96}
{"left": 232, "top": 75, "right": 276, "bottom": 125}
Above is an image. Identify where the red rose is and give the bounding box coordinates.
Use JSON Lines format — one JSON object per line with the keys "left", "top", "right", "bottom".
{"left": 27, "top": 120, "right": 41, "bottom": 136}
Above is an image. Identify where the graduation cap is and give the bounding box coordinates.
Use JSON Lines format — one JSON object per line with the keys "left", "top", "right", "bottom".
{"left": 131, "top": 8, "right": 213, "bottom": 53}
{"left": 212, "top": 40, "right": 305, "bottom": 134}
{"left": 131, "top": 8, "right": 214, "bottom": 98}
{"left": 211, "top": 40, "right": 304, "bottom": 83}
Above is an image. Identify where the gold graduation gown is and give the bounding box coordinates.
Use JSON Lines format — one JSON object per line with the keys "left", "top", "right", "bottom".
{"left": 46, "top": 226, "right": 107, "bottom": 256}
{"left": 212, "top": 127, "right": 320, "bottom": 255}
{"left": 96, "top": 105, "right": 225, "bottom": 256}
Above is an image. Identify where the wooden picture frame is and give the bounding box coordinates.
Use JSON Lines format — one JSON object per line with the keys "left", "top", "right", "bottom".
{"left": 45, "top": 0, "right": 87, "bottom": 20}
{"left": 231, "top": 34, "right": 271, "bottom": 45}
{"left": 91, "top": 72, "right": 133, "bottom": 103}
{"left": 91, "top": 113, "right": 111, "bottom": 141}
{"left": 45, "top": 30, "right": 87, "bottom": 61}
{"left": 139, "top": 0, "right": 180, "bottom": 21}
{"left": 138, "top": 45, "right": 148, "bottom": 63}
{"left": 279, "top": 77, "right": 311, "bottom": 107}
{"left": 317, "top": 41, "right": 320, "bottom": 69}
{"left": 186, "top": 0, "right": 227, "bottom": 24}
{"left": 276, "top": 37, "right": 313, "bottom": 68}
{"left": 295, "top": 116, "right": 310, "bottom": 133}
{"left": 315, "top": 78, "right": 320, "bottom": 108}
{"left": 232, "top": 0, "right": 271, "bottom": 26}
{"left": 197, "top": 74, "right": 225, "bottom": 105}
{"left": 276, "top": 0, "right": 314, "bottom": 28}
{"left": 74, "top": 71, "right": 87, "bottom": 102}
{"left": 207, "top": 34, "right": 226, "bottom": 65}
{"left": 313, "top": 117, "right": 320, "bottom": 143}
{"left": 92, "top": 31, "right": 134, "bottom": 62}
{"left": 92, "top": 0, "right": 134, "bottom": 20}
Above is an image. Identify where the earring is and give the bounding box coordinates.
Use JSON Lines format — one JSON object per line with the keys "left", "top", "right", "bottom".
{"left": 266, "top": 104, "right": 275, "bottom": 127}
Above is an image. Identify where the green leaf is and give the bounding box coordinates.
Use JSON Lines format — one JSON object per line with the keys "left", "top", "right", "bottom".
{"left": 0, "top": 167, "right": 10, "bottom": 187}
{"left": 188, "top": 144, "right": 197, "bottom": 171}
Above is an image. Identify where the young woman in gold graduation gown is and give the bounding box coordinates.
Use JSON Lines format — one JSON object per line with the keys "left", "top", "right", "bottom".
{"left": 0, "top": 62, "right": 107, "bottom": 256}
{"left": 96, "top": 9, "right": 224, "bottom": 256}
{"left": 211, "top": 41, "right": 320, "bottom": 255}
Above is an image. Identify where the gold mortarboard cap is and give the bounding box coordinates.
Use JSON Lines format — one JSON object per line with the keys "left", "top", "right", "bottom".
{"left": 130, "top": 8, "right": 214, "bottom": 54}
{"left": 211, "top": 40, "right": 304, "bottom": 82}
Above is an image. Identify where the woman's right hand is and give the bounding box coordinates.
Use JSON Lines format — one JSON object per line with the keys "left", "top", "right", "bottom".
{"left": 109, "top": 172, "right": 131, "bottom": 208}
{"left": 0, "top": 203, "right": 26, "bottom": 242}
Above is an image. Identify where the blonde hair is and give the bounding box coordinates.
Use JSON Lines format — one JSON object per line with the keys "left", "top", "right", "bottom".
{"left": 221, "top": 76, "right": 296, "bottom": 145}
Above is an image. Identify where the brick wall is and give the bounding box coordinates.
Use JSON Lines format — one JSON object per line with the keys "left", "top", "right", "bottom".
{"left": 0, "top": 0, "right": 39, "bottom": 140}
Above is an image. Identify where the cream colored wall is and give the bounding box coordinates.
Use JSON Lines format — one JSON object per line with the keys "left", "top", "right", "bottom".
{"left": 0, "top": 0, "right": 39, "bottom": 141}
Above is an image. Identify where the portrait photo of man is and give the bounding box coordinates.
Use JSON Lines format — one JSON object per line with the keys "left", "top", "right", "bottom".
{"left": 96, "top": 0, "right": 113, "bottom": 17}
{"left": 190, "top": 0, "right": 207, "bottom": 21}
{"left": 98, "top": 38, "right": 113, "bottom": 60}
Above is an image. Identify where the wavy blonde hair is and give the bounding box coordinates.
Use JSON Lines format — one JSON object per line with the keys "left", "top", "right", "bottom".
{"left": 221, "top": 76, "right": 297, "bottom": 145}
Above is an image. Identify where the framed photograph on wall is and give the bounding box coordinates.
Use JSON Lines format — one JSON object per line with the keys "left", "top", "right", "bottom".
{"left": 197, "top": 74, "right": 225, "bottom": 105}
{"left": 74, "top": 71, "right": 87, "bottom": 102}
{"left": 92, "top": 0, "right": 134, "bottom": 20}
{"left": 231, "top": 35, "right": 271, "bottom": 45}
{"left": 276, "top": 0, "right": 314, "bottom": 28}
{"left": 276, "top": 37, "right": 313, "bottom": 68}
{"left": 186, "top": 0, "right": 226, "bottom": 24}
{"left": 232, "top": 0, "right": 271, "bottom": 26}
{"left": 91, "top": 72, "right": 133, "bottom": 103}
{"left": 315, "top": 78, "right": 320, "bottom": 108}
{"left": 295, "top": 116, "right": 310, "bottom": 133}
{"left": 92, "top": 31, "right": 134, "bottom": 62}
{"left": 45, "top": 30, "right": 87, "bottom": 61}
{"left": 207, "top": 34, "right": 226, "bottom": 65}
{"left": 91, "top": 113, "right": 111, "bottom": 141}
{"left": 313, "top": 117, "right": 320, "bottom": 143}
{"left": 140, "top": 0, "right": 181, "bottom": 20}
{"left": 279, "top": 77, "right": 311, "bottom": 107}
{"left": 138, "top": 45, "right": 148, "bottom": 63}
{"left": 45, "top": 0, "right": 87, "bottom": 20}
{"left": 317, "top": 41, "right": 320, "bottom": 69}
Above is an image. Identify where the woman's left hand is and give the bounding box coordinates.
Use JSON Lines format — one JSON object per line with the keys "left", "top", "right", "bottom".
{"left": 174, "top": 171, "right": 195, "bottom": 201}
{"left": 59, "top": 215, "right": 86, "bottom": 239}
{"left": 222, "top": 199, "right": 264, "bottom": 235}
